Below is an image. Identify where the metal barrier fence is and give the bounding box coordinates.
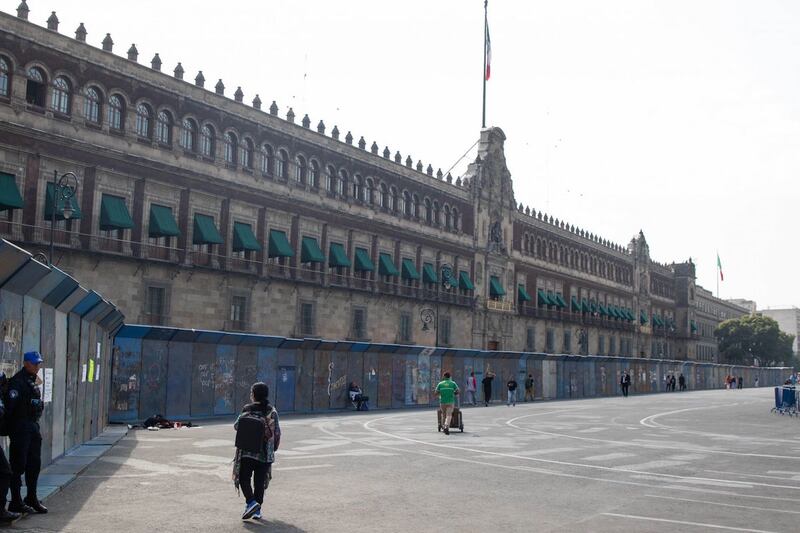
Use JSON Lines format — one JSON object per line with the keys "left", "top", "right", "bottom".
{"left": 110, "top": 324, "right": 791, "bottom": 422}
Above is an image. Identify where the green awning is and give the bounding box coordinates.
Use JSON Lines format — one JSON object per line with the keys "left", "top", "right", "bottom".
{"left": 354, "top": 247, "right": 374, "bottom": 272}
{"left": 537, "top": 289, "right": 551, "bottom": 307}
{"left": 640, "top": 310, "right": 648, "bottom": 325}
{"left": 99, "top": 194, "right": 133, "bottom": 230}
{"left": 489, "top": 276, "right": 506, "bottom": 297}
{"left": 268, "top": 229, "right": 294, "bottom": 258}
{"left": 329, "top": 243, "right": 351, "bottom": 267}
{"left": 422, "top": 263, "right": 438, "bottom": 284}
{"left": 458, "top": 271, "right": 474, "bottom": 291}
{"left": 581, "top": 299, "right": 590, "bottom": 313}
{"left": 378, "top": 253, "right": 399, "bottom": 276}
{"left": 148, "top": 204, "right": 180, "bottom": 238}
{"left": 652, "top": 314, "right": 662, "bottom": 327}
{"left": 598, "top": 303, "right": 608, "bottom": 316}
{"left": 571, "top": 296, "right": 580, "bottom": 312}
{"left": 233, "top": 222, "right": 262, "bottom": 252}
{"left": 690, "top": 320, "right": 697, "bottom": 332}
{"left": 193, "top": 214, "right": 224, "bottom": 244}
{"left": 300, "top": 236, "right": 324, "bottom": 263}
{"left": 609, "top": 305, "right": 620, "bottom": 319}
{"left": 44, "top": 182, "right": 82, "bottom": 221}
{"left": 627, "top": 308, "right": 636, "bottom": 321}
{"left": 401, "top": 258, "right": 420, "bottom": 280}
{"left": 590, "top": 301, "right": 598, "bottom": 314}
{"left": 518, "top": 284, "right": 532, "bottom": 302}
{"left": 553, "top": 293, "right": 567, "bottom": 308}
{"left": 0, "top": 172, "right": 24, "bottom": 211}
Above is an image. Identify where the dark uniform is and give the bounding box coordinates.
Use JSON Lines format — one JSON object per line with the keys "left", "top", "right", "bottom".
{"left": 0, "top": 373, "right": 18, "bottom": 520}
{"left": 5, "top": 367, "right": 44, "bottom": 511}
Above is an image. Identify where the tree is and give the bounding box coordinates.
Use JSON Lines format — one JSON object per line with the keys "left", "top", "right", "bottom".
{"left": 715, "top": 315, "right": 795, "bottom": 366}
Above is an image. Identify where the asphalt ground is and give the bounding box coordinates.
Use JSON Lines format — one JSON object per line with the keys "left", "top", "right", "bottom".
{"left": 7, "top": 387, "right": 800, "bottom": 532}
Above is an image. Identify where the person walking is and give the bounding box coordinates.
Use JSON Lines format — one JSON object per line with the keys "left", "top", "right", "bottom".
{"left": 435, "top": 372, "right": 459, "bottom": 435}
{"left": 524, "top": 374, "right": 534, "bottom": 402}
{"left": 731, "top": 376, "right": 737, "bottom": 390}
{"left": 465, "top": 372, "right": 478, "bottom": 406}
{"left": 482, "top": 371, "right": 496, "bottom": 407}
{"left": 738, "top": 376, "right": 743, "bottom": 390}
{"left": 506, "top": 377, "right": 518, "bottom": 407}
{"left": 754, "top": 377, "right": 759, "bottom": 388}
{"left": 678, "top": 373, "right": 686, "bottom": 392}
{"left": 620, "top": 371, "right": 631, "bottom": 397}
{"left": 5, "top": 352, "right": 47, "bottom": 515}
{"left": 0, "top": 373, "right": 20, "bottom": 523}
{"left": 233, "top": 382, "right": 281, "bottom": 520}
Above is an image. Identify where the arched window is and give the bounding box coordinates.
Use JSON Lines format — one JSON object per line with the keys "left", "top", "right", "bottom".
{"left": 108, "top": 94, "right": 125, "bottom": 130}
{"left": 26, "top": 67, "right": 47, "bottom": 107}
{"left": 83, "top": 86, "right": 102, "bottom": 124}
{"left": 424, "top": 199, "right": 432, "bottom": 223}
{"left": 403, "top": 191, "right": 412, "bottom": 216}
{"left": 309, "top": 160, "right": 320, "bottom": 188}
{"left": 378, "top": 184, "right": 387, "bottom": 208}
{"left": 240, "top": 138, "right": 254, "bottom": 169}
{"left": 352, "top": 175, "right": 363, "bottom": 200}
{"left": 200, "top": 124, "right": 215, "bottom": 158}
{"left": 51, "top": 76, "right": 71, "bottom": 114}
{"left": 325, "top": 165, "right": 335, "bottom": 192}
{"left": 223, "top": 132, "right": 238, "bottom": 165}
{"left": 0, "top": 56, "right": 11, "bottom": 97}
{"left": 277, "top": 149, "right": 288, "bottom": 179}
{"left": 294, "top": 155, "right": 306, "bottom": 183}
{"left": 181, "top": 118, "right": 197, "bottom": 152}
{"left": 135, "top": 103, "right": 152, "bottom": 138}
{"left": 412, "top": 194, "right": 419, "bottom": 218}
{"left": 155, "top": 110, "right": 172, "bottom": 145}
{"left": 444, "top": 205, "right": 451, "bottom": 229}
{"left": 261, "top": 144, "right": 274, "bottom": 174}
{"left": 337, "top": 170, "right": 347, "bottom": 196}
{"left": 364, "top": 179, "right": 373, "bottom": 204}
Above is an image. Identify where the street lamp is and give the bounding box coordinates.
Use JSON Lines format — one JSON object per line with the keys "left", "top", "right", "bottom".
{"left": 49, "top": 170, "right": 78, "bottom": 265}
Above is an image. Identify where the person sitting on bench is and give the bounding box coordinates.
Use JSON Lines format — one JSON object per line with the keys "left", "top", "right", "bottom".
{"left": 348, "top": 382, "right": 369, "bottom": 411}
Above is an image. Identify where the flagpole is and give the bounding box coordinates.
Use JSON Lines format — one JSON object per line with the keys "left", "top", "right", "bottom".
{"left": 716, "top": 251, "right": 719, "bottom": 298}
{"left": 482, "top": 0, "right": 488, "bottom": 129}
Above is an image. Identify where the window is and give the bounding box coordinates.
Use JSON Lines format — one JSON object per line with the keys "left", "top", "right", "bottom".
{"left": 0, "top": 56, "right": 10, "bottom": 97}
{"left": 26, "top": 67, "right": 47, "bottom": 107}
{"left": 145, "top": 286, "right": 167, "bottom": 325}
{"left": 364, "top": 179, "right": 373, "bottom": 204}
{"left": 433, "top": 201, "right": 440, "bottom": 225}
{"left": 309, "top": 160, "right": 320, "bottom": 188}
{"left": 424, "top": 199, "right": 432, "bottom": 223}
{"left": 444, "top": 206, "right": 451, "bottom": 229}
{"left": 300, "top": 302, "right": 314, "bottom": 336}
{"left": 545, "top": 329, "right": 555, "bottom": 353}
{"left": 135, "top": 103, "right": 152, "bottom": 138}
{"left": 200, "top": 125, "right": 215, "bottom": 158}
{"left": 240, "top": 138, "right": 254, "bottom": 169}
{"left": 294, "top": 155, "right": 306, "bottom": 183}
{"left": 453, "top": 208, "right": 459, "bottom": 231}
{"left": 399, "top": 313, "right": 412, "bottom": 343}
{"left": 378, "top": 184, "right": 387, "bottom": 208}
{"left": 564, "top": 331, "right": 572, "bottom": 353}
{"left": 609, "top": 336, "right": 616, "bottom": 356}
{"left": 526, "top": 327, "right": 535, "bottom": 352}
{"left": 389, "top": 187, "right": 398, "bottom": 212}
{"left": 403, "top": 191, "right": 412, "bottom": 216}
{"left": 230, "top": 295, "right": 248, "bottom": 331}
{"left": 337, "top": 170, "right": 347, "bottom": 196}
{"left": 108, "top": 94, "right": 125, "bottom": 130}
{"left": 224, "top": 132, "right": 237, "bottom": 165}
{"left": 412, "top": 194, "right": 419, "bottom": 218}
{"left": 277, "top": 149, "right": 288, "bottom": 179}
{"left": 598, "top": 335, "right": 605, "bottom": 355}
{"left": 181, "top": 118, "right": 197, "bottom": 152}
{"left": 84, "top": 86, "right": 102, "bottom": 124}
{"left": 398, "top": 190, "right": 405, "bottom": 213}
{"left": 352, "top": 175, "right": 362, "bottom": 200}
{"left": 51, "top": 76, "right": 71, "bottom": 114}
{"left": 155, "top": 111, "right": 172, "bottom": 145}
{"left": 352, "top": 308, "right": 367, "bottom": 340}
{"left": 261, "top": 144, "right": 274, "bottom": 174}
{"left": 325, "top": 165, "right": 335, "bottom": 192}
{"left": 440, "top": 317, "right": 451, "bottom": 346}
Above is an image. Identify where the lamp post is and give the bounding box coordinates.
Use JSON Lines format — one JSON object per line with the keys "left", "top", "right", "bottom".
{"left": 49, "top": 170, "right": 78, "bottom": 265}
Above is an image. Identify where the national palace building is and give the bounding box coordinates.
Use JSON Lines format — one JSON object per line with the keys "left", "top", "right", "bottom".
{"left": 0, "top": 3, "right": 750, "bottom": 361}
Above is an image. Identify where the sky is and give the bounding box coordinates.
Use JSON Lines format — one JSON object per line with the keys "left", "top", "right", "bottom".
{"left": 8, "top": 1, "right": 799, "bottom": 309}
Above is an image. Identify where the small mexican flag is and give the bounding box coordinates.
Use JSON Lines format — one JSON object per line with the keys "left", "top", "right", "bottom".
{"left": 717, "top": 253, "right": 724, "bottom": 281}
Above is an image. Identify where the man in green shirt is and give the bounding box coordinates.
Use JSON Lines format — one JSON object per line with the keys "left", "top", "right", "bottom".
{"left": 435, "top": 372, "right": 459, "bottom": 435}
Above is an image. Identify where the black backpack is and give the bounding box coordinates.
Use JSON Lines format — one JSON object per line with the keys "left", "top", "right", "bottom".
{"left": 235, "top": 408, "right": 274, "bottom": 453}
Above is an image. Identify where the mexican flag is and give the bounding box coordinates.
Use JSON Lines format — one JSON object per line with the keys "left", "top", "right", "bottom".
{"left": 717, "top": 253, "right": 724, "bottom": 281}
{"left": 485, "top": 22, "right": 492, "bottom": 80}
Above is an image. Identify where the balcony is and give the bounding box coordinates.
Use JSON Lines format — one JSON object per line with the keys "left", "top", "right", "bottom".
{"left": 519, "top": 305, "right": 637, "bottom": 332}
{"left": 486, "top": 299, "right": 514, "bottom": 312}
{"left": 223, "top": 319, "right": 249, "bottom": 332}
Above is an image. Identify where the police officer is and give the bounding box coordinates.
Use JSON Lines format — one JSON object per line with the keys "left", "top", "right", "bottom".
{"left": 5, "top": 351, "right": 47, "bottom": 514}
{"left": 0, "top": 372, "right": 21, "bottom": 522}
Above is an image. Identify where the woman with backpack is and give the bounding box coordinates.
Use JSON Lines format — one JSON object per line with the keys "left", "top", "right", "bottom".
{"left": 233, "top": 382, "right": 281, "bottom": 520}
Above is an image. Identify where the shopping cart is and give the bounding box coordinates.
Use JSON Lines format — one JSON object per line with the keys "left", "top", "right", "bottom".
{"left": 771, "top": 386, "right": 798, "bottom": 416}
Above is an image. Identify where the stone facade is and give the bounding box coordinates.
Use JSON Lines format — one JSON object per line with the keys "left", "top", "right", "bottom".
{"left": 0, "top": 7, "right": 744, "bottom": 359}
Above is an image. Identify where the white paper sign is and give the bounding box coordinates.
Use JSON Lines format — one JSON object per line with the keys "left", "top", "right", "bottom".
{"left": 82, "top": 363, "right": 87, "bottom": 382}
{"left": 96, "top": 342, "right": 101, "bottom": 358}
{"left": 95, "top": 364, "right": 100, "bottom": 381}
{"left": 44, "top": 368, "right": 53, "bottom": 403}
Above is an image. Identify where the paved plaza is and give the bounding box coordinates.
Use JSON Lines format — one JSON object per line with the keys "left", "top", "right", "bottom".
{"left": 11, "top": 388, "right": 800, "bottom": 532}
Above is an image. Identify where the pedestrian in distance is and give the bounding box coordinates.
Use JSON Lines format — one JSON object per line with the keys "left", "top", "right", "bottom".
{"left": 620, "top": 371, "right": 631, "bottom": 397}
{"left": 678, "top": 373, "right": 686, "bottom": 392}
{"left": 671, "top": 375, "right": 677, "bottom": 392}
{"left": 524, "top": 374, "right": 534, "bottom": 402}
{"left": 754, "top": 377, "right": 759, "bottom": 388}
{"left": 465, "top": 372, "right": 478, "bottom": 406}
{"left": 5, "top": 351, "right": 47, "bottom": 516}
{"left": 435, "top": 372, "right": 459, "bottom": 435}
{"left": 233, "top": 382, "right": 281, "bottom": 521}
{"left": 731, "top": 376, "right": 737, "bottom": 390}
{"left": 506, "top": 377, "right": 518, "bottom": 406}
{"left": 482, "top": 371, "right": 496, "bottom": 406}
{"left": 738, "top": 376, "right": 743, "bottom": 390}
{"left": 0, "top": 373, "right": 21, "bottom": 523}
